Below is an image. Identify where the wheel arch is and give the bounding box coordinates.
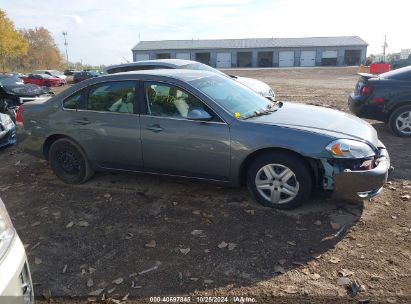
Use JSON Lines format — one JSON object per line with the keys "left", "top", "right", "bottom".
{"left": 387, "top": 100, "right": 411, "bottom": 121}
{"left": 43, "top": 134, "right": 87, "bottom": 161}
{"left": 238, "top": 147, "right": 321, "bottom": 187}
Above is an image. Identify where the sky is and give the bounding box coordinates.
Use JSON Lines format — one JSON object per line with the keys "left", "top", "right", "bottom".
{"left": 2, "top": 0, "right": 409, "bottom": 66}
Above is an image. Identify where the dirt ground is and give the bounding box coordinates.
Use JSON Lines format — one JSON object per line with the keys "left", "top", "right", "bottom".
{"left": 0, "top": 67, "right": 410, "bottom": 304}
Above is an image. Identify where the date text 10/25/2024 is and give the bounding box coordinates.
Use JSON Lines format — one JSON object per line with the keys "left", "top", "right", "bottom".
{"left": 149, "top": 296, "right": 257, "bottom": 303}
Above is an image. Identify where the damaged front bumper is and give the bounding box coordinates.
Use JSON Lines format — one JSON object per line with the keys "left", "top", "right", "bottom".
{"left": 332, "top": 146, "right": 391, "bottom": 200}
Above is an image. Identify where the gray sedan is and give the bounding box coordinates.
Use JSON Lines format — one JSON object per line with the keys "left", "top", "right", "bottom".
{"left": 16, "top": 70, "right": 390, "bottom": 209}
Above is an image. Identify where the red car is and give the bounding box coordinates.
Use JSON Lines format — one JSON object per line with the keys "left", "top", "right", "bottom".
{"left": 22, "top": 74, "right": 65, "bottom": 87}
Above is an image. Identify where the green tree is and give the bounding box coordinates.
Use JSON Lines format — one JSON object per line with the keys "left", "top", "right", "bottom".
{"left": 0, "top": 9, "right": 28, "bottom": 71}
{"left": 366, "top": 54, "right": 376, "bottom": 65}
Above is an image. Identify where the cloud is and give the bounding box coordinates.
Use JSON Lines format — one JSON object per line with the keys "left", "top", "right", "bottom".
{"left": 1, "top": 0, "right": 410, "bottom": 65}
{"left": 63, "top": 14, "right": 83, "bottom": 25}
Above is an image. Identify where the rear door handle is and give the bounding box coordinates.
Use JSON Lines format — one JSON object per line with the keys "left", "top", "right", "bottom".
{"left": 145, "top": 124, "right": 163, "bottom": 133}
{"left": 74, "top": 118, "right": 90, "bottom": 125}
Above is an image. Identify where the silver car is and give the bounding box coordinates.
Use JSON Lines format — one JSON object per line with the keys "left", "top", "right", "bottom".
{"left": 105, "top": 59, "right": 276, "bottom": 100}
{"left": 0, "top": 198, "right": 33, "bottom": 303}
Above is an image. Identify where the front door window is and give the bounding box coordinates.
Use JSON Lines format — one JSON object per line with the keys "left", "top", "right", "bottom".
{"left": 144, "top": 82, "right": 214, "bottom": 120}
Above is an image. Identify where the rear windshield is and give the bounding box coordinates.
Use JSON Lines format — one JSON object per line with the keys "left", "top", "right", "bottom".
{"left": 380, "top": 66, "right": 411, "bottom": 80}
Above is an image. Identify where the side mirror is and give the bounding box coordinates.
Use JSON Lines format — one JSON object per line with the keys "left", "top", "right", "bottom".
{"left": 187, "top": 108, "right": 212, "bottom": 121}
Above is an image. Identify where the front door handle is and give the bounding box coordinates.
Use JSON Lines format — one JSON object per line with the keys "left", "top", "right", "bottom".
{"left": 74, "top": 118, "right": 90, "bottom": 125}
{"left": 146, "top": 124, "right": 163, "bottom": 133}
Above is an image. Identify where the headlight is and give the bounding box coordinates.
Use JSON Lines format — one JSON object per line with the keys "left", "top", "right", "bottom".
{"left": 0, "top": 198, "right": 16, "bottom": 260}
{"left": 326, "top": 139, "right": 375, "bottom": 158}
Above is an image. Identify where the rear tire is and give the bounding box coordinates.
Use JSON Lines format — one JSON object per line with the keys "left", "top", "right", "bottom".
{"left": 247, "top": 152, "right": 312, "bottom": 209}
{"left": 388, "top": 105, "right": 411, "bottom": 137}
{"left": 49, "top": 138, "right": 94, "bottom": 184}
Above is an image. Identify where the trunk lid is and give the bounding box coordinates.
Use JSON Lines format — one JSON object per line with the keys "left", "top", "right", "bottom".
{"left": 354, "top": 73, "right": 378, "bottom": 95}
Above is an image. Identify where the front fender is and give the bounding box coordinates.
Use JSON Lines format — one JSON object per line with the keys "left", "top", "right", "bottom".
{"left": 229, "top": 121, "right": 334, "bottom": 185}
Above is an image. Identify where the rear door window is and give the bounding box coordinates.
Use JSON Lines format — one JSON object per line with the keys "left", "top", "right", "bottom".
{"left": 86, "top": 81, "right": 136, "bottom": 114}
{"left": 63, "top": 91, "right": 83, "bottom": 109}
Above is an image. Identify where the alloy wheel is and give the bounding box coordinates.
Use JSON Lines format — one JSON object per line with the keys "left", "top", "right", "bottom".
{"left": 395, "top": 110, "right": 411, "bottom": 135}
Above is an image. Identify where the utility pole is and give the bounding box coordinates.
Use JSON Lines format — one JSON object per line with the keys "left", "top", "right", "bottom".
{"left": 382, "top": 35, "right": 388, "bottom": 63}
{"left": 62, "top": 31, "right": 69, "bottom": 68}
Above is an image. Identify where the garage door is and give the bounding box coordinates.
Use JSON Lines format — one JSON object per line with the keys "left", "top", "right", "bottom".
{"left": 216, "top": 52, "right": 232, "bottom": 68}
{"left": 322, "top": 50, "right": 338, "bottom": 58}
{"left": 279, "top": 51, "right": 294, "bottom": 67}
{"left": 300, "top": 51, "right": 316, "bottom": 67}
{"left": 135, "top": 53, "right": 150, "bottom": 61}
{"left": 176, "top": 52, "right": 191, "bottom": 60}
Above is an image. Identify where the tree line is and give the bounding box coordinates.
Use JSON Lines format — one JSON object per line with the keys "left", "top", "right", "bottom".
{"left": 0, "top": 9, "right": 65, "bottom": 72}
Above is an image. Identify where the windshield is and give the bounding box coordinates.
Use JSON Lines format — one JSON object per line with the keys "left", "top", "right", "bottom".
{"left": 49, "top": 70, "right": 63, "bottom": 76}
{"left": 180, "top": 63, "right": 227, "bottom": 77}
{"left": 189, "top": 75, "right": 272, "bottom": 119}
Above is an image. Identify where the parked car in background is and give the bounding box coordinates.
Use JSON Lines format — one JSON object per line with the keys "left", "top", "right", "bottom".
{"left": 0, "top": 74, "right": 24, "bottom": 85}
{"left": 0, "top": 113, "right": 15, "bottom": 147}
{"left": 391, "top": 54, "right": 411, "bottom": 70}
{"left": 33, "top": 70, "right": 67, "bottom": 82}
{"left": 22, "top": 74, "right": 65, "bottom": 87}
{"left": 349, "top": 65, "right": 411, "bottom": 137}
{"left": 0, "top": 197, "right": 33, "bottom": 302}
{"left": 105, "top": 59, "right": 276, "bottom": 101}
{"left": 63, "top": 69, "right": 81, "bottom": 76}
{"left": 1, "top": 76, "right": 53, "bottom": 122}
{"left": 73, "top": 71, "right": 100, "bottom": 83}
{"left": 17, "top": 70, "right": 390, "bottom": 209}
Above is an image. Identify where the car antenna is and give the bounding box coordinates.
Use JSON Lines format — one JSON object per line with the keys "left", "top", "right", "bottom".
{"left": 122, "top": 57, "right": 130, "bottom": 63}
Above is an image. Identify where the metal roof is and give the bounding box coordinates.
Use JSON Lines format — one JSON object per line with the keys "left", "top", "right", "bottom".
{"left": 132, "top": 36, "right": 368, "bottom": 51}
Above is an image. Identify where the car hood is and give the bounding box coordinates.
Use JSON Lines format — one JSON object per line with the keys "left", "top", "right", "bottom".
{"left": 246, "top": 102, "right": 379, "bottom": 147}
{"left": 234, "top": 76, "right": 275, "bottom": 99}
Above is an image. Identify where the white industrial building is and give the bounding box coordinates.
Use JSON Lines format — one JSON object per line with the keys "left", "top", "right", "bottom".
{"left": 131, "top": 36, "right": 368, "bottom": 68}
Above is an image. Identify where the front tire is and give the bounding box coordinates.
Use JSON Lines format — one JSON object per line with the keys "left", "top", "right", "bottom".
{"left": 388, "top": 105, "right": 411, "bottom": 137}
{"left": 247, "top": 152, "right": 312, "bottom": 209}
{"left": 49, "top": 138, "right": 94, "bottom": 184}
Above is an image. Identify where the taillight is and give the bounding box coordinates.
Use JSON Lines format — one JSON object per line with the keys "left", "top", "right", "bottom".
{"left": 360, "top": 86, "right": 370, "bottom": 95}
{"left": 372, "top": 97, "right": 385, "bottom": 103}
{"left": 16, "top": 105, "right": 23, "bottom": 126}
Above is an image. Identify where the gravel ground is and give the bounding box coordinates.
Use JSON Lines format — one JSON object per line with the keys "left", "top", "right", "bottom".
{"left": 0, "top": 67, "right": 409, "bottom": 304}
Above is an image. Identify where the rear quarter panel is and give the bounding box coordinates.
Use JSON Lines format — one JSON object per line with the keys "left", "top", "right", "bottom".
{"left": 17, "top": 96, "right": 68, "bottom": 158}
{"left": 368, "top": 79, "right": 411, "bottom": 121}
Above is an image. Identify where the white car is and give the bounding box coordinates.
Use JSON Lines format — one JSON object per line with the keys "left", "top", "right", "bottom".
{"left": 0, "top": 198, "right": 33, "bottom": 303}
{"left": 32, "top": 70, "right": 67, "bottom": 82}
{"left": 105, "top": 59, "right": 276, "bottom": 101}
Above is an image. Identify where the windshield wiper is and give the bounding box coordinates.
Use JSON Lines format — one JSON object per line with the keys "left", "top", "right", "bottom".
{"left": 243, "top": 101, "right": 283, "bottom": 120}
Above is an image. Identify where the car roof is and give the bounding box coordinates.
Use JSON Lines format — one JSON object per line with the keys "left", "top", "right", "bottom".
{"left": 105, "top": 59, "right": 196, "bottom": 73}
{"left": 93, "top": 69, "right": 217, "bottom": 83}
